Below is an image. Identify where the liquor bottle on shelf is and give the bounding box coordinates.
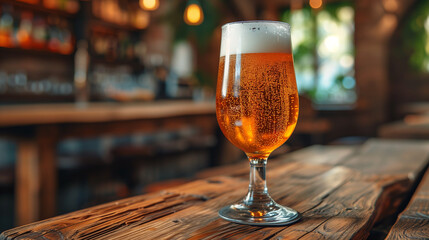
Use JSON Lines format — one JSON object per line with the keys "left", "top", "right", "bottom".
{"left": 16, "top": 11, "right": 33, "bottom": 49}
{"left": 46, "top": 16, "right": 74, "bottom": 54}
{"left": 32, "top": 16, "right": 47, "bottom": 49}
{"left": 58, "top": 18, "right": 73, "bottom": 54}
{"left": 74, "top": 40, "right": 89, "bottom": 107}
{"left": 0, "top": 5, "right": 14, "bottom": 48}
{"left": 46, "top": 16, "right": 60, "bottom": 52}
{"left": 0, "top": 3, "right": 75, "bottom": 54}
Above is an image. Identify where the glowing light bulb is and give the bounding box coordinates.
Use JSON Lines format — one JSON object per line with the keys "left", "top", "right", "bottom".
{"left": 134, "top": 10, "right": 150, "bottom": 29}
{"left": 184, "top": 3, "right": 204, "bottom": 25}
{"left": 309, "top": 0, "right": 322, "bottom": 9}
{"left": 140, "top": 0, "right": 159, "bottom": 11}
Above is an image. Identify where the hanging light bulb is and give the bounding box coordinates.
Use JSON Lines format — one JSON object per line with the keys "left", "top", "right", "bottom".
{"left": 139, "top": 0, "right": 159, "bottom": 11}
{"left": 309, "top": 0, "right": 323, "bottom": 9}
{"left": 184, "top": 2, "right": 204, "bottom": 26}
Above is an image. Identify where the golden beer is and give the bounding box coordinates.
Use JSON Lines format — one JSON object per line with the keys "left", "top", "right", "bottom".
{"left": 216, "top": 52, "right": 299, "bottom": 159}
{"left": 216, "top": 21, "right": 300, "bottom": 226}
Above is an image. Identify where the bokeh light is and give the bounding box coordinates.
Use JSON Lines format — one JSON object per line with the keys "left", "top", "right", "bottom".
{"left": 139, "top": 0, "right": 159, "bottom": 11}
{"left": 184, "top": 3, "right": 204, "bottom": 25}
{"left": 309, "top": 0, "right": 323, "bottom": 9}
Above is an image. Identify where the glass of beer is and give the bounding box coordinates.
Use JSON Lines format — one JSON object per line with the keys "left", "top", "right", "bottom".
{"left": 216, "top": 21, "right": 300, "bottom": 226}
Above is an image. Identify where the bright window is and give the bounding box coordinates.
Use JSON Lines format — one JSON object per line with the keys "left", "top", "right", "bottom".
{"left": 282, "top": 2, "right": 355, "bottom": 104}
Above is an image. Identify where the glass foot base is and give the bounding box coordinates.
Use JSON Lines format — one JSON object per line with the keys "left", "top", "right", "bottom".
{"left": 218, "top": 202, "right": 301, "bottom": 226}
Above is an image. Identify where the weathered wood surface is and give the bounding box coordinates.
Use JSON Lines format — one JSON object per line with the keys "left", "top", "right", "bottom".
{"left": 2, "top": 139, "right": 429, "bottom": 240}
{"left": 386, "top": 167, "right": 429, "bottom": 239}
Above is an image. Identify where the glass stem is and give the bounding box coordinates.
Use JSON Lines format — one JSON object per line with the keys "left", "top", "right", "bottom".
{"left": 243, "top": 158, "right": 273, "bottom": 206}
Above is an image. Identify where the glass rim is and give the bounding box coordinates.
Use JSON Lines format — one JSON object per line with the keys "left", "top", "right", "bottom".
{"left": 221, "top": 20, "right": 290, "bottom": 29}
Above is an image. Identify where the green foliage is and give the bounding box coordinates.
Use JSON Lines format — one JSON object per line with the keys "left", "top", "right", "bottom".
{"left": 401, "top": 0, "right": 429, "bottom": 72}
{"left": 322, "top": 1, "right": 353, "bottom": 22}
{"left": 294, "top": 44, "right": 314, "bottom": 62}
{"left": 281, "top": 8, "right": 316, "bottom": 66}
{"left": 166, "top": 0, "right": 220, "bottom": 50}
{"left": 281, "top": 1, "right": 355, "bottom": 103}
{"left": 161, "top": 0, "right": 220, "bottom": 87}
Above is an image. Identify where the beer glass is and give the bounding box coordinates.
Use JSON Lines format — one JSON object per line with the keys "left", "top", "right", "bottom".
{"left": 216, "top": 21, "right": 300, "bottom": 226}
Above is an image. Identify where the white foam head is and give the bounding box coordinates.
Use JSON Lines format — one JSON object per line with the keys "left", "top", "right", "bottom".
{"left": 220, "top": 21, "right": 291, "bottom": 57}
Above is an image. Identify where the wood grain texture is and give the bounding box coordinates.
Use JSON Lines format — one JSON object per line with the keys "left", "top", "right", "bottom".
{"left": 196, "top": 144, "right": 357, "bottom": 179}
{"left": 2, "top": 139, "right": 429, "bottom": 240}
{"left": 386, "top": 168, "right": 429, "bottom": 239}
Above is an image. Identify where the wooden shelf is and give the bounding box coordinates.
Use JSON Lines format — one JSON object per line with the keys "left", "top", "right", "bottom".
{"left": 0, "top": 93, "right": 74, "bottom": 104}
{"left": 91, "top": 56, "right": 143, "bottom": 69}
{"left": 90, "top": 18, "right": 143, "bottom": 32}
{"left": 0, "top": 46, "right": 74, "bottom": 58}
{"left": 88, "top": 17, "right": 145, "bottom": 70}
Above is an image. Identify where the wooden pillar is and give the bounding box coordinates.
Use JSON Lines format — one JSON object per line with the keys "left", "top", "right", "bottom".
{"left": 15, "top": 125, "right": 59, "bottom": 225}
{"left": 37, "top": 125, "right": 59, "bottom": 220}
{"left": 355, "top": 0, "right": 415, "bottom": 135}
{"left": 16, "top": 140, "right": 39, "bottom": 225}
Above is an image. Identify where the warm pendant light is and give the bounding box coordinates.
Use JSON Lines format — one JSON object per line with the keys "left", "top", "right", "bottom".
{"left": 140, "top": 0, "right": 159, "bottom": 11}
{"left": 184, "top": 1, "right": 204, "bottom": 25}
{"left": 309, "top": 0, "right": 323, "bottom": 9}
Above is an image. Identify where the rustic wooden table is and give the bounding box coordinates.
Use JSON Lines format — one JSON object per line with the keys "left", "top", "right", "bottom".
{"left": 2, "top": 139, "right": 428, "bottom": 239}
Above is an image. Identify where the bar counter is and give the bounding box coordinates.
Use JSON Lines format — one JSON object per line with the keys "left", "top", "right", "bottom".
{"left": 1, "top": 139, "right": 429, "bottom": 239}
{"left": 0, "top": 100, "right": 217, "bottom": 225}
{"left": 0, "top": 101, "right": 216, "bottom": 127}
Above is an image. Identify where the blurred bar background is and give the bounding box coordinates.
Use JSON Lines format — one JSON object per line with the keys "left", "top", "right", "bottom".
{"left": 0, "top": 0, "right": 428, "bottom": 230}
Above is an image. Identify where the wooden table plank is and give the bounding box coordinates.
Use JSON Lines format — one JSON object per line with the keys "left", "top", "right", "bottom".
{"left": 2, "top": 139, "right": 429, "bottom": 240}
{"left": 1, "top": 176, "right": 247, "bottom": 240}
{"left": 386, "top": 167, "right": 429, "bottom": 239}
{"left": 196, "top": 145, "right": 358, "bottom": 179}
